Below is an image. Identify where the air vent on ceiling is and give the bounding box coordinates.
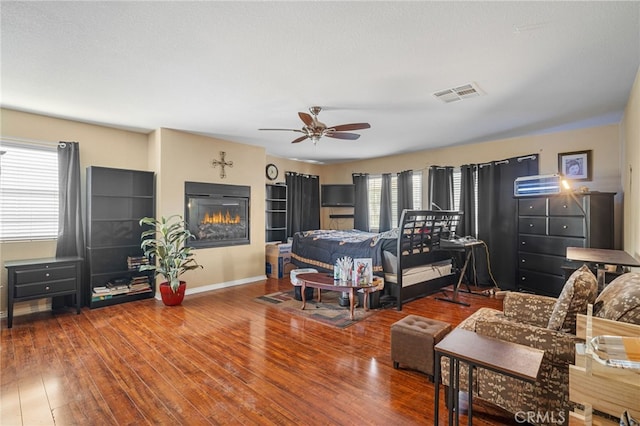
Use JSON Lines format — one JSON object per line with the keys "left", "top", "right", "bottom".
{"left": 433, "top": 82, "right": 483, "bottom": 103}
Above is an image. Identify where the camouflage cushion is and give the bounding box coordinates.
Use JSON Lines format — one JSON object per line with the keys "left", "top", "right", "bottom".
{"left": 503, "top": 291, "right": 557, "bottom": 327}
{"left": 547, "top": 264, "right": 597, "bottom": 333}
{"left": 593, "top": 272, "right": 640, "bottom": 324}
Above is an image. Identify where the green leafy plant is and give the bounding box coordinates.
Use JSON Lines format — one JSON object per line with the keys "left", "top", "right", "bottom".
{"left": 139, "top": 215, "right": 203, "bottom": 293}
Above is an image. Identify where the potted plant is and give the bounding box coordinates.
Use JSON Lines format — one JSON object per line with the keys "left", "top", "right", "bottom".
{"left": 139, "top": 214, "right": 203, "bottom": 306}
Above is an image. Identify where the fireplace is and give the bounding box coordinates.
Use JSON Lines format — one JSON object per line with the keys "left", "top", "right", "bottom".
{"left": 185, "top": 182, "right": 250, "bottom": 248}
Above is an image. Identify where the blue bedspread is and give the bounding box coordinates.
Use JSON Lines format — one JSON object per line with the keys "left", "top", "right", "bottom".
{"left": 291, "top": 229, "right": 392, "bottom": 273}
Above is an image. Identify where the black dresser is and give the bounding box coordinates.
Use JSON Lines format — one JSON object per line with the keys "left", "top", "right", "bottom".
{"left": 517, "top": 192, "right": 614, "bottom": 297}
{"left": 5, "top": 256, "right": 83, "bottom": 328}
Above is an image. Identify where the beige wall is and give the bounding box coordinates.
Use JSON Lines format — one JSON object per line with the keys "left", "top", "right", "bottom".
{"left": 621, "top": 68, "right": 640, "bottom": 265}
{"left": 265, "top": 155, "right": 323, "bottom": 185}
{"left": 150, "top": 128, "right": 268, "bottom": 289}
{"left": 322, "top": 124, "right": 624, "bottom": 239}
{"left": 0, "top": 109, "right": 151, "bottom": 314}
{"left": 0, "top": 110, "right": 333, "bottom": 315}
{"left": 2, "top": 71, "right": 638, "bottom": 314}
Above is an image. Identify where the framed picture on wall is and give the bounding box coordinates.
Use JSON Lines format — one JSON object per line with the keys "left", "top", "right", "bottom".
{"left": 558, "top": 150, "right": 592, "bottom": 181}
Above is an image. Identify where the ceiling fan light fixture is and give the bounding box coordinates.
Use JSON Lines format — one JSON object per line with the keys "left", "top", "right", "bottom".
{"left": 258, "top": 106, "right": 371, "bottom": 144}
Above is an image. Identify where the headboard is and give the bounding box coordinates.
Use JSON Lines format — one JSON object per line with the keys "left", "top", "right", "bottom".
{"left": 396, "top": 209, "right": 463, "bottom": 269}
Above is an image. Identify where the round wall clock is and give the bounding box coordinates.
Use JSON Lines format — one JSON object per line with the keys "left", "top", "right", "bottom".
{"left": 266, "top": 163, "right": 278, "bottom": 181}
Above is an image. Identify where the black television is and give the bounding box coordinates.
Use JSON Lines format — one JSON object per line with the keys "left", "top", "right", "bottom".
{"left": 321, "top": 184, "right": 355, "bottom": 207}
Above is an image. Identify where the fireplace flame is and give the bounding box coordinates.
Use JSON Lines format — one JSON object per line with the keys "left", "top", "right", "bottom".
{"left": 202, "top": 210, "right": 241, "bottom": 225}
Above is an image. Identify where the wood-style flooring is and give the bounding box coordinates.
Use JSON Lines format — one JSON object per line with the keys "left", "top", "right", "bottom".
{"left": 1, "top": 278, "right": 516, "bottom": 425}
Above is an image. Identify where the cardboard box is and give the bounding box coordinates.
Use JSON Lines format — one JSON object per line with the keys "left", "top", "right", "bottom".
{"left": 265, "top": 243, "right": 292, "bottom": 279}
{"left": 266, "top": 255, "right": 292, "bottom": 279}
{"left": 265, "top": 242, "right": 292, "bottom": 257}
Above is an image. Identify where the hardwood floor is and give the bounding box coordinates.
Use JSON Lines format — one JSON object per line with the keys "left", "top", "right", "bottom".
{"left": 1, "top": 278, "right": 516, "bottom": 425}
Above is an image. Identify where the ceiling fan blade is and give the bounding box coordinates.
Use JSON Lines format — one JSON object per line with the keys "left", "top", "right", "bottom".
{"left": 298, "top": 112, "right": 314, "bottom": 126}
{"left": 291, "top": 135, "right": 309, "bottom": 144}
{"left": 258, "top": 128, "right": 304, "bottom": 133}
{"left": 329, "top": 123, "right": 371, "bottom": 132}
{"left": 325, "top": 132, "right": 361, "bottom": 140}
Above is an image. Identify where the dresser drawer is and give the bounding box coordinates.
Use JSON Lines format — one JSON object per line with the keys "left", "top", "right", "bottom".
{"left": 518, "top": 198, "right": 547, "bottom": 216}
{"left": 518, "top": 217, "right": 547, "bottom": 235}
{"left": 518, "top": 270, "right": 566, "bottom": 297}
{"left": 549, "top": 196, "right": 584, "bottom": 216}
{"left": 14, "top": 278, "right": 77, "bottom": 298}
{"left": 518, "top": 252, "right": 566, "bottom": 276}
{"left": 518, "top": 234, "right": 585, "bottom": 256}
{"left": 14, "top": 264, "right": 77, "bottom": 284}
{"left": 549, "top": 217, "right": 585, "bottom": 237}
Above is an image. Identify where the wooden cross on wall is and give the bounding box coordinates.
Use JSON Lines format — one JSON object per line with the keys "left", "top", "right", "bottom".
{"left": 211, "top": 151, "right": 233, "bottom": 179}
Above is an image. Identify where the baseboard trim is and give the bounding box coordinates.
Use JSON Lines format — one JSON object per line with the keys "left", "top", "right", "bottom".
{"left": 0, "top": 276, "right": 269, "bottom": 316}
{"left": 154, "top": 275, "right": 267, "bottom": 300}
{"left": 0, "top": 299, "right": 52, "bottom": 319}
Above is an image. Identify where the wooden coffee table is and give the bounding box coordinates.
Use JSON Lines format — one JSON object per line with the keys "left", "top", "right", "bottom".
{"left": 433, "top": 328, "right": 544, "bottom": 426}
{"left": 294, "top": 272, "right": 380, "bottom": 320}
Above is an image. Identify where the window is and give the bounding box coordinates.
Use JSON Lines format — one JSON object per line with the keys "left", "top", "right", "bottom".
{"left": 367, "top": 171, "right": 422, "bottom": 232}
{"left": 452, "top": 166, "right": 479, "bottom": 237}
{"left": 0, "top": 142, "right": 59, "bottom": 241}
{"left": 452, "top": 168, "right": 461, "bottom": 211}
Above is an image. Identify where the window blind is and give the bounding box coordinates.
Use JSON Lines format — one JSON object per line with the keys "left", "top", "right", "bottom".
{"left": 368, "top": 171, "right": 422, "bottom": 232}
{"left": 0, "top": 142, "right": 59, "bottom": 241}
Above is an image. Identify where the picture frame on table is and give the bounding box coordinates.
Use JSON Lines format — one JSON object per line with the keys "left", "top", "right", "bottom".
{"left": 558, "top": 150, "right": 592, "bottom": 181}
{"left": 352, "top": 258, "right": 373, "bottom": 286}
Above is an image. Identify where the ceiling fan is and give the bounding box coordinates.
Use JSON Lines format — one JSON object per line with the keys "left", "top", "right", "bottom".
{"left": 259, "top": 106, "right": 371, "bottom": 144}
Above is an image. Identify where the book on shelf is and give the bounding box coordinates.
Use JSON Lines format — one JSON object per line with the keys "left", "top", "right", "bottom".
{"left": 130, "top": 276, "right": 150, "bottom": 284}
{"left": 91, "top": 293, "right": 113, "bottom": 301}
{"left": 129, "top": 286, "right": 152, "bottom": 295}
{"left": 127, "top": 255, "right": 149, "bottom": 270}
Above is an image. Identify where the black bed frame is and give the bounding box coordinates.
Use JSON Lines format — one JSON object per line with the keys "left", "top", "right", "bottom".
{"left": 391, "top": 209, "right": 463, "bottom": 310}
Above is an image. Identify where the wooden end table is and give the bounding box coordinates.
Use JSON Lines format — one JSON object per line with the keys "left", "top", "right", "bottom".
{"left": 433, "top": 328, "right": 544, "bottom": 426}
{"left": 566, "top": 247, "right": 640, "bottom": 291}
{"left": 294, "top": 272, "right": 381, "bottom": 320}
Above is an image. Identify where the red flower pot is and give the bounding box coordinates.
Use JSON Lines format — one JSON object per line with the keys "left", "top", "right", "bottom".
{"left": 159, "top": 281, "right": 186, "bottom": 306}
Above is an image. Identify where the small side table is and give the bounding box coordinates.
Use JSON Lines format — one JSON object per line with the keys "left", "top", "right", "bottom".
{"left": 5, "top": 256, "right": 83, "bottom": 328}
{"left": 566, "top": 247, "right": 640, "bottom": 291}
{"left": 434, "top": 328, "right": 544, "bottom": 426}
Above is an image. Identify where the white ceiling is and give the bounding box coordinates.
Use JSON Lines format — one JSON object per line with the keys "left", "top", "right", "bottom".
{"left": 2, "top": 1, "right": 639, "bottom": 164}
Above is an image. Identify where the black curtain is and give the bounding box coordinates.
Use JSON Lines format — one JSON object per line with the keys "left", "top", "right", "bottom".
{"left": 428, "top": 166, "right": 454, "bottom": 210}
{"left": 458, "top": 164, "right": 477, "bottom": 238}
{"left": 56, "top": 142, "right": 84, "bottom": 258}
{"left": 379, "top": 173, "right": 392, "bottom": 232}
{"left": 477, "top": 154, "right": 538, "bottom": 289}
{"left": 397, "top": 170, "right": 413, "bottom": 220}
{"left": 285, "top": 172, "right": 320, "bottom": 235}
{"left": 352, "top": 173, "right": 369, "bottom": 231}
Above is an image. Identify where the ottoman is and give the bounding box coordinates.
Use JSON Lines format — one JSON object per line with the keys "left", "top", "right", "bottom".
{"left": 290, "top": 268, "right": 318, "bottom": 301}
{"left": 390, "top": 315, "right": 451, "bottom": 381}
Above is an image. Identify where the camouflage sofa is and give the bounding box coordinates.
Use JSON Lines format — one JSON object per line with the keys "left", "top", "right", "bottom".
{"left": 441, "top": 264, "right": 601, "bottom": 422}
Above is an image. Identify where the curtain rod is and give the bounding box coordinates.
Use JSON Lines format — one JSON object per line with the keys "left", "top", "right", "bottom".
{"left": 285, "top": 171, "right": 318, "bottom": 179}
{"left": 479, "top": 154, "right": 538, "bottom": 168}
{"left": 1, "top": 136, "right": 62, "bottom": 149}
{"left": 352, "top": 168, "right": 422, "bottom": 176}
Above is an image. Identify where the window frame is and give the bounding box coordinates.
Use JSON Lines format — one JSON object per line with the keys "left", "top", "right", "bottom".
{"left": 367, "top": 171, "right": 422, "bottom": 232}
{"left": 0, "top": 141, "right": 59, "bottom": 242}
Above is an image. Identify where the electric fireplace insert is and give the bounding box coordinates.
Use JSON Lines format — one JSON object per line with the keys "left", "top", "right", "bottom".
{"left": 185, "top": 182, "right": 250, "bottom": 248}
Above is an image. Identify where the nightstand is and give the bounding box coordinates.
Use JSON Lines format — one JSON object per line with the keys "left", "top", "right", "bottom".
{"left": 5, "top": 256, "right": 83, "bottom": 328}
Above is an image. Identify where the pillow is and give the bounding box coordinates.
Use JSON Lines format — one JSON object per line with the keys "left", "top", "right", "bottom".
{"left": 593, "top": 272, "right": 640, "bottom": 324}
{"left": 547, "top": 264, "right": 598, "bottom": 333}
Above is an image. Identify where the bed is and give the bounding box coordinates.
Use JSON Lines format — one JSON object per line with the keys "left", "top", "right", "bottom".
{"left": 291, "top": 209, "right": 463, "bottom": 310}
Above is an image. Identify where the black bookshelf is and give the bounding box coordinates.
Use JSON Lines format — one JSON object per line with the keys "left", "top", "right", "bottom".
{"left": 266, "top": 184, "right": 287, "bottom": 242}
{"left": 86, "top": 166, "right": 156, "bottom": 308}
